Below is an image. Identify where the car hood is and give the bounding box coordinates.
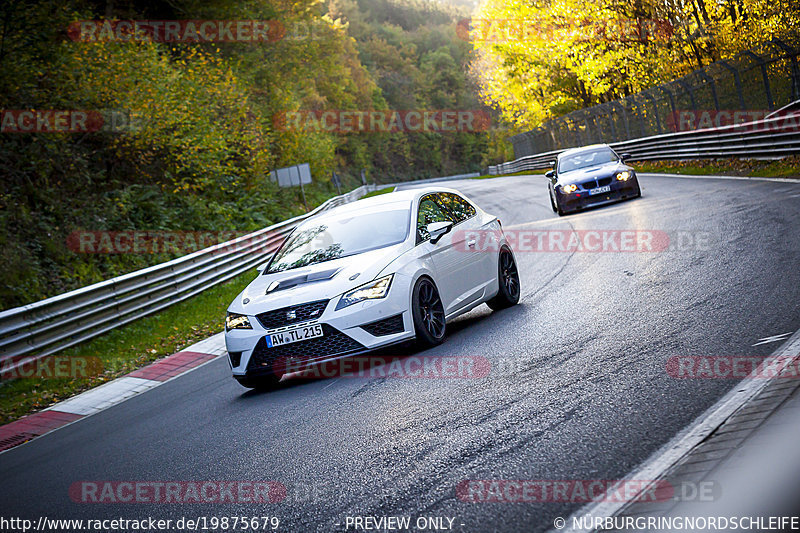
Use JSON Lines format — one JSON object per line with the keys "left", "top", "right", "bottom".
{"left": 228, "top": 243, "right": 405, "bottom": 315}
{"left": 557, "top": 161, "right": 631, "bottom": 185}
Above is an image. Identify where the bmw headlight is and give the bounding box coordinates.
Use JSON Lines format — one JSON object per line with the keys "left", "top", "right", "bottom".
{"left": 225, "top": 312, "right": 252, "bottom": 331}
{"left": 616, "top": 170, "right": 631, "bottom": 181}
{"left": 336, "top": 274, "right": 393, "bottom": 310}
{"left": 561, "top": 184, "right": 578, "bottom": 193}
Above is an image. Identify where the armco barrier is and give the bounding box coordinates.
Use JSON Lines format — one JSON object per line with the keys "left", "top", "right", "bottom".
{"left": 488, "top": 110, "right": 800, "bottom": 175}
{"left": 0, "top": 185, "right": 377, "bottom": 372}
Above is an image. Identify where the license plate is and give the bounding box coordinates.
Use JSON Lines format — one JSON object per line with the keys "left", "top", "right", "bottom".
{"left": 266, "top": 324, "right": 323, "bottom": 348}
{"left": 589, "top": 185, "right": 611, "bottom": 195}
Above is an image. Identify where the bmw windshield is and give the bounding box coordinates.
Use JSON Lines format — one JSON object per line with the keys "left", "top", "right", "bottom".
{"left": 266, "top": 205, "right": 410, "bottom": 274}
{"left": 558, "top": 147, "right": 619, "bottom": 173}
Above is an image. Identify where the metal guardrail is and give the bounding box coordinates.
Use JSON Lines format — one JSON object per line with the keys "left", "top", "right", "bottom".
{"left": 488, "top": 111, "right": 800, "bottom": 175}
{"left": 0, "top": 184, "right": 376, "bottom": 371}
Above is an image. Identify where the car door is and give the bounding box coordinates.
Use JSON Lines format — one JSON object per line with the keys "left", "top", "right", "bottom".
{"left": 436, "top": 192, "right": 495, "bottom": 303}
{"left": 416, "top": 193, "right": 483, "bottom": 316}
{"left": 415, "top": 194, "right": 464, "bottom": 314}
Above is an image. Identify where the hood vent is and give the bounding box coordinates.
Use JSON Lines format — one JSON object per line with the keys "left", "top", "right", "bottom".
{"left": 265, "top": 267, "right": 341, "bottom": 294}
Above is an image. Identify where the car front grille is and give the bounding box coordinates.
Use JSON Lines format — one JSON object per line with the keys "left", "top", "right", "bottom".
{"left": 360, "top": 314, "right": 405, "bottom": 337}
{"left": 256, "top": 299, "right": 329, "bottom": 330}
{"left": 247, "top": 324, "right": 365, "bottom": 373}
{"left": 581, "top": 177, "right": 613, "bottom": 189}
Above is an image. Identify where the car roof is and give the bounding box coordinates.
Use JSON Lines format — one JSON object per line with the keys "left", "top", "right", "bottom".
{"left": 558, "top": 143, "right": 612, "bottom": 158}
{"left": 309, "top": 186, "right": 466, "bottom": 220}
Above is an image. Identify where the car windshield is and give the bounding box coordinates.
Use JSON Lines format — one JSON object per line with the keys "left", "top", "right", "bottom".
{"left": 558, "top": 147, "right": 618, "bottom": 173}
{"left": 266, "top": 206, "right": 410, "bottom": 273}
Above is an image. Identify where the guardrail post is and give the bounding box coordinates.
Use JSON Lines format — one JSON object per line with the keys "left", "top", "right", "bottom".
{"left": 675, "top": 80, "right": 698, "bottom": 114}
{"left": 611, "top": 101, "right": 630, "bottom": 140}
{"left": 717, "top": 60, "right": 746, "bottom": 110}
{"left": 742, "top": 50, "right": 775, "bottom": 111}
{"left": 770, "top": 39, "right": 800, "bottom": 101}
{"left": 641, "top": 89, "right": 663, "bottom": 134}
{"left": 658, "top": 84, "right": 677, "bottom": 132}
{"left": 697, "top": 70, "right": 720, "bottom": 111}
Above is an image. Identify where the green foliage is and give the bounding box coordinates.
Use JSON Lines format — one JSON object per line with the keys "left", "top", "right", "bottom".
{"left": 0, "top": 0, "right": 496, "bottom": 310}
{"left": 470, "top": 0, "right": 800, "bottom": 129}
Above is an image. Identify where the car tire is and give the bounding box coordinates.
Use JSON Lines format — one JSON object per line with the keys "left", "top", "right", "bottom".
{"left": 549, "top": 188, "right": 558, "bottom": 212}
{"left": 487, "top": 247, "right": 521, "bottom": 310}
{"left": 634, "top": 183, "right": 642, "bottom": 198}
{"left": 235, "top": 375, "right": 280, "bottom": 390}
{"left": 411, "top": 277, "right": 446, "bottom": 347}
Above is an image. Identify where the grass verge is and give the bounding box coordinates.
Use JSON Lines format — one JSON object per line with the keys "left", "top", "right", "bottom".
{"left": 0, "top": 271, "right": 254, "bottom": 425}
{"left": 634, "top": 157, "right": 800, "bottom": 179}
{"left": 362, "top": 186, "right": 396, "bottom": 198}
{"left": 474, "top": 170, "right": 546, "bottom": 179}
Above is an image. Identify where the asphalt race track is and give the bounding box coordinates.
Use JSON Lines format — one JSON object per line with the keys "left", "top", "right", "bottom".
{"left": 1, "top": 174, "right": 799, "bottom": 532}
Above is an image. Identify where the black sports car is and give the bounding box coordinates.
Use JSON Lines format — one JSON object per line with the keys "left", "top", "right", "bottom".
{"left": 546, "top": 144, "right": 641, "bottom": 216}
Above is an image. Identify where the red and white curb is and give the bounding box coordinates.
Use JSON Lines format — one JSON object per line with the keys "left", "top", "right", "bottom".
{"left": 0, "top": 333, "right": 226, "bottom": 454}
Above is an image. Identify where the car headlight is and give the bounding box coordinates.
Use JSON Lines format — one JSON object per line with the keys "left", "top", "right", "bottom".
{"left": 561, "top": 184, "right": 578, "bottom": 193}
{"left": 616, "top": 171, "right": 631, "bottom": 181}
{"left": 336, "top": 274, "right": 393, "bottom": 310}
{"left": 225, "top": 312, "right": 252, "bottom": 331}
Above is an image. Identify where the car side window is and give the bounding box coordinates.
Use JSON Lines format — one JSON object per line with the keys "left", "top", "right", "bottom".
{"left": 417, "top": 195, "right": 454, "bottom": 244}
{"left": 437, "top": 192, "right": 476, "bottom": 223}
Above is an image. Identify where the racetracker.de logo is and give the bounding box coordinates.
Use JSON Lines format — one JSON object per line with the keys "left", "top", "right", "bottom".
{"left": 667, "top": 110, "right": 800, "bottom": 132}
{"left": 456, "top": 480, "right": 674, "bottom": 503}
{"left": 66, "top": 230, "right": 281, "bottom": 255}
{"left": 67, "top": 20, "right": 285, "bottom": 43}
{"left": 0, "top": 110, "right": 140, "bottom": 134}
{"left": 667, "top": 356, "right": 800, "bottom": 379}
{"left": 454, "top": 229, "right": 671, "bottom": 253}
{"left": 456, "top": 17, "right": 674, "bottom": 43}
{"left": 273, "top": 110, "right": 491, "bottom": 133}
{"left": 69, "top": 481, "right": 286, "bottom": 503}
{"left": 274, "top": 355, "right": 491, "bottom": 379}
{"left": 0, "top": 356, "right": 103, "bottom": 381}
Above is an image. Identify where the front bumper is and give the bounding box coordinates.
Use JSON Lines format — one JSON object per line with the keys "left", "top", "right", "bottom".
{"left": 224, "top": 275, "right": 416, "bottom": 378}
{"left": 556, "top": 177, "right": 639, "bottom": 213}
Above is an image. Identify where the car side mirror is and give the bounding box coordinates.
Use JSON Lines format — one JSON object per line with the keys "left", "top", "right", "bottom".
{"left": 545, "top": 170, "right": 555, "bottom": 179}
{"left": 621, "top": 153, "right": 632, "bottom": 162}
{"left": 427, "top": 221, "right": 453, "bottom": 244}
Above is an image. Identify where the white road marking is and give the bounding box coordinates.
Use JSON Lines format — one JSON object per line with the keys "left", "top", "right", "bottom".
{"left": 555, "top": 328, "right": 800, "bottom": 533}
{"left": 752, "top": 332, "right": 794, "bottom": 346}
{"left": 48, "top": 377, "right": 159, "bottom": 415}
